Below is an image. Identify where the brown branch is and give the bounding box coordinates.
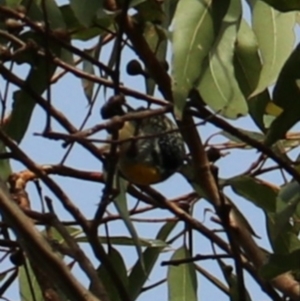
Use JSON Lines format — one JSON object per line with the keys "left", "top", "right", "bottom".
{"left": 0, "top": 63, "right": 105, "bottom": 162}
{"left": 43, "top": 208, "right": 109, "bottom": 301}
{"left": 0, "top": 130, "right": 132, "bottom": 301}
{"left": 0, "top": 179, "right": 100, "bottom": 301}
{"left": 189, "top": 106, "right": 300, "bottom": 183}
{"left": 120, "top": 15, "right": 172, "bottom": 100}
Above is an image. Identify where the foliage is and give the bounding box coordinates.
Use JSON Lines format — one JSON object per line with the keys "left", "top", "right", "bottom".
{"left": 0, "top": 0, "right": 299, "bottom": 301}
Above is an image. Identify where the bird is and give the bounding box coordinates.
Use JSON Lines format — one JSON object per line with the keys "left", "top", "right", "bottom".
{"left": 117, "top": 111, "right": 185, "bottom": 185}
{"left": 101, "top": 100, "right": 185, "bottom": 185}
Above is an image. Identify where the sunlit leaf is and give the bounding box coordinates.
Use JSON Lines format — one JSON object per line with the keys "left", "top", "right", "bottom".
{"left": 171, "top": 0, "right": 214, "bottom": 118}
{"left": 250, "top": 0, "right": 295, "bottom": 96}
{"left": 197, "top": 0, "right": 248, "bottom": 119}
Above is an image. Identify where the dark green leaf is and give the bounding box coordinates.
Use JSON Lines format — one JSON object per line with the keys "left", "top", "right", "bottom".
{"left": 197, "top": 0, "right": 248, "bottom": 119}
{"left": 6, "top": 0, "right": 22, "bottom": 7}
{"left": 273, "top": 182, "right": 300, "bottom": 238}
{"left": 70, "top": 0, "right": 104, "bottom": 27}
{"left": 0, "top": 144, "right": 13, "bottom": 181}
{"left": 135, "top": 0, "right": 165, "bottom": 23}
{"left": 128, "top": 221, "right": 177, "bottom": 301}
{"left": 167, "top": 246, "right": 198, "bottom": 301}
{"left": 4, "top": 62, "right": 56, "bottom": 143}
{"left": 93, "top": 248, "right": 128, "bottom": 301}
{"left": 265, "top": 44, "right": 300, "bottom": 145}
{"left": 260, "top": 250, "right": 300, "bottom": 280}
{"left": 234, "top": 20, "right": 270, "bottom": 131}
{"left": 60, "top": 4, "right": 112, "bottom": 41}
{"left": 143, "top": 23, "right": 167, "bottom": 96}
{"left": 20, "top": 0, "right": 45, "bottom": 23}
{"left": 267, "top": 212, "right": 300, "bottom": 254}
{"left": 41, "top": 0, "right": 66, "bottom": 30}
{"left": 164, "top": 0, "right": 180, "bottom": 25}
{"left": 229, "top": 176, "right": 277, "bottom": 212}
{"left": 259, "top": 0, "right": 300, "bottom": 12}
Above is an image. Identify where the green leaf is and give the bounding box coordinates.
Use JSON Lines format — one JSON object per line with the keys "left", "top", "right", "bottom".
{"left": 171, "top": 0, "right": 214, "bottom": 118}
{"left": 70, "top": 0, "right": 104, "bottom": 27}
{"left": 76, "top": 235, "right": 170, "bottom": 248}
{"left": 82, "top": 50, "right": 95, "bottom": 103}
{"left": 128, "top": 221, "right": 177, "bottom": 301}
{"left": 167, "top": 246, "right": 198, "bottom": 301}
{"left": 250, "top": 0, "right": 296, "bottom": 96}
{"left": 273, "top": 182, "right": 300, "bottom": 237}
{"left": 0, "top": 144, "right": 13, "bottom": 181}
{"left": 113, "top": 178, "right": 144, "bottom": 270}
{"left": 234, "top": 19, "right": 271, "bottom": 131}
{"left": 41, "top": 0, "right": 66, "bottom": 30}
{"left": 267, "top": 212, "right": 300, "bottom": 254}
{"left": 197, "top": 0, "right": 248, "bottom": 119}
{"left": 265, "top": 44, "right": 300, "bottom": 145}
{"left": 259, "top": 0, "right": 300, "bottom": 12}
{"left": 164, "top": 0, "right": 180, "bottom": 25}
{"left": 60, "top": 4, "right": 112, "bottom": 40}
{"left": 4, "top": 60, "right": 56, "bottom": 143}
{"left": 219, "top": 128, "right": 265, "bottom": 148}
{"left": 260, "top": 250, "right": 300, "bottom": 280}
{"left": 143, "top": 23, "right": 167, "bottom": 96}
{"left": 5, "top": 0, "right": 22, "bottom": 7}
{"left": 4, "top": 30, "right": 67, "bottom": 142}
{"left": 229, "top": 176, "right": 277, "bottom": 213}
{"left": 93, "top": 248, "right": 128, "bottom": 301}
{"left": 43, "top": 226, "right": 82, "bottom": 244}
{"left": 19, "top": 258, "right": 43, "bottom": 301}
{"left": 135, "top": 0, "right": 165, "bottom": 23}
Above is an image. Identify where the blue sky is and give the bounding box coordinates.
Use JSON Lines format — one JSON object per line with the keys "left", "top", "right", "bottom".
{"left": 1, "top": 1, "right": 300, "bottom": 301}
